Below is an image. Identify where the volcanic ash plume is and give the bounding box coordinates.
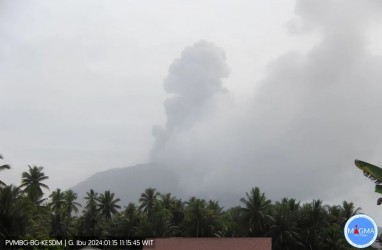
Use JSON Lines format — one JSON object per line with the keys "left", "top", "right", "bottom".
{"left": 150, "top": 41, "right": 230, "bottom": 162}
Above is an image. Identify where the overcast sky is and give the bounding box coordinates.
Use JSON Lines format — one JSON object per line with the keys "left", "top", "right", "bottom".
{"left": 2, "top": 0, "right": 382, "bottom": 222}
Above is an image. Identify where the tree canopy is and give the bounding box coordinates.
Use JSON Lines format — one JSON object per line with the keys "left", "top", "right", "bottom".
{"left": 0, "top": 161, "right": 378, "bottom": 250}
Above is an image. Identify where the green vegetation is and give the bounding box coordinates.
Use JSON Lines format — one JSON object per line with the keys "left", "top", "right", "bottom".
{"left": 0, "top": 155, "right": 379, "bottom": 250}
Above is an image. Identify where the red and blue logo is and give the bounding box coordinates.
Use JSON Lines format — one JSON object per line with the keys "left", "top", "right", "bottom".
{"left": 344, "top": 214, "right": 378, "bottom": 248}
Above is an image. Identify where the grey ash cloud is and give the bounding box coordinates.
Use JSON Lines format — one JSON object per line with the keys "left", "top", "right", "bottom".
{"left": 147, "top": 0, "right": 382, "bottom": 213}
{"left": 151, "top": 41, "right": 230, "bottom": 162}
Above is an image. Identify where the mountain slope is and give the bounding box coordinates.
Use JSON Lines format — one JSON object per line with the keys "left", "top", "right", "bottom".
{"left": 71, "top": 163, "right": 182, "bottom": 206}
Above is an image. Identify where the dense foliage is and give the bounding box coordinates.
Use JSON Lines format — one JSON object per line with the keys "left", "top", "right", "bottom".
{"left": 0, "top": 155, "right": 378, "bottom": 249}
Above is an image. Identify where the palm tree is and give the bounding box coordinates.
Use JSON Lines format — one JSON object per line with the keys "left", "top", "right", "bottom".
{"left": 322, "top": 223, "right": 349, "bottom": 250}
{"left": 97, "top": 190, "right": 121, "bottom": 221}
{"left": 48, "top": 188, "right": 67, "bottom": 238}
{"left": 139, "top": 187, "right": 159, "bottom": 217}
{"left": 184, "top": 197, "right": 210, "bottom": 237}
{"left": 84, "top": 189, "right": 98, "bottom": 209}
{"left": 120, "top": 202, "right": 140, "bottom": 237}
{"left": 80, "top": 189, "right": 100, "bottom": 237}
{"left": 240, "top": 187, "right": 273, "bottom": 236}
{"left": 326, "top": 205, "right": 342, "bottom": 225}
{"left": 298, "top": 200, "right": 328, "bottom": 250}
{"left": 207, "top": 200, "right": 224, "bottom": 215}
{"left": 64, "top": 190, "right": 81, "bottom": 217}
{"left": 206, "top": 200, "right": 224, "bottom": 235}
{"left": 341, "top": 201, "right": 361, "bottom": 226}
{"left": 137, "top": 201, "right": 173, "bottom": 237}
{"left": 20, "top": 165, "right": 49, "bottom": 203}
{"left": 0, "top": 154, "right": 11, "bottom": 186}
{"left": 49, "top": 189, "right": 66, "bottom": 214}
{"left": 267, "top": 198, "right": 304, "bottom": 250}
{"left": 0, "top": 185, "right": 30, "bottom": 238}
{"left": 219, "top": 206, "right": 244, "bottom": 237}
{"left": 168, "top": 198, "right": 185, "bottom": 232}
{"left": 322, "top": 204, "right": 351, "bottom": 249}
{"left": 160, "top": 192, "right": 175, "bottom": 210}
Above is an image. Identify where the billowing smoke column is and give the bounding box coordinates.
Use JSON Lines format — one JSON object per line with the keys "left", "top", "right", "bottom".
{"left": 147, "top": 0, "right": 382, "bottom": 208}
{"left": 150, "top": 41, "right": 230, "bottom": 161}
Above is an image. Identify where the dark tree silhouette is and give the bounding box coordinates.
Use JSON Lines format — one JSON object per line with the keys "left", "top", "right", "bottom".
{"left": 64, "top": 190, "right": 81, "bottom": 217}
{"left": 139, "top": 187, "right": 159, "bottom": 218}
{"left": 20, "top": 165, "right": 49, "bottom": 203}
{"left": 97, "top": 190, "right": 121, "bottom": 221}
{"left": 0, "top": 155, "right": 10, "bottom": 186}
{"left": 240, "top": 187, "right": 273, "bottom": 236}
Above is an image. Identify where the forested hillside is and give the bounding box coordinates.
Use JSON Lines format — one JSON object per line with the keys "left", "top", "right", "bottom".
{"left": 1, "top": 156, "right": 377, "bottom": 250}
